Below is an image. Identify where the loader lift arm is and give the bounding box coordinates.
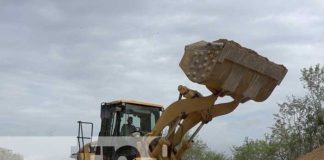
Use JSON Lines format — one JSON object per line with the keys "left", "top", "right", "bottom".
{"left": 148, "top": 85, "right": 241, "bottom": 159}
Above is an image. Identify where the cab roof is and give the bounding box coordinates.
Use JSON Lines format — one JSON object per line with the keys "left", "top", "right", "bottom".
{"left": 105, "top": 99, "right": 163, "bottom": 108}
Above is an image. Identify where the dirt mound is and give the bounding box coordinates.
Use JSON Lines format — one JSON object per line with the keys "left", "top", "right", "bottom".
{"left": 298, "top": 146, "right": 324, "bottom": 160}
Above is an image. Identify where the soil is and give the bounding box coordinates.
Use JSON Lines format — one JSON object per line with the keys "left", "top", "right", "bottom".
{"left": 297, "top": 146, "right": 324, "bottom": 160}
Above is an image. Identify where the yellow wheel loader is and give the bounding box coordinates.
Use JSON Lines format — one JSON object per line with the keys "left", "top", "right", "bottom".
{"left": 71, "top": 39, "right": 288, "bottom": 160}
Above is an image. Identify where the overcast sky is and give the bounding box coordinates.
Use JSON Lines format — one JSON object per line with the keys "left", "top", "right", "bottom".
{"left": 1, "top": 0, "right": 324, "bottom": 157}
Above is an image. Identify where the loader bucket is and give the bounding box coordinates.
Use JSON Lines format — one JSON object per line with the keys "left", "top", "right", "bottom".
{"left": 179, "top": 39, "right": 287, "bottom": 102}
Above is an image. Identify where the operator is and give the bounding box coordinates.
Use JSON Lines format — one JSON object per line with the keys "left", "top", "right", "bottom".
{"left": 121, "top": 116, "right": 136, "bottom": 136}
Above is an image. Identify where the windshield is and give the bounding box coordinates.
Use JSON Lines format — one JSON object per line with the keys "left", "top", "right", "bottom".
{"left": 99, "top": 103, "right": 161, "bottom": 137}
{"left": 120, "top": 104, "right": 160, "bottom": 136}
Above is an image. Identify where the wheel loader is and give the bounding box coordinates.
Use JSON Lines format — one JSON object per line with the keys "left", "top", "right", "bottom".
{"left": 71, "top": 39, "right": 288, "bottom": 160}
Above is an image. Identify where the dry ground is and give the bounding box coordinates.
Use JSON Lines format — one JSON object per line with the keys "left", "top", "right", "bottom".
{"left": 297, "top": 146, "right": 324, "bottom": 160}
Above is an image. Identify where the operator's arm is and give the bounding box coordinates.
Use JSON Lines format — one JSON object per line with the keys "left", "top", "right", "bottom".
{"left": 130, "top": 125, "right": 136, "bottom": 134}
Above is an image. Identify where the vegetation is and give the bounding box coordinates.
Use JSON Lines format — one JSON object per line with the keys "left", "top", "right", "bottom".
{"left": 182, "top": 135, "right": 229, "bottom": 160}
{"left": 232, "top": 136, "right": 277, "bottom": 160}
{"left": 0, "top": 147, "right": 23, "bottom": 160}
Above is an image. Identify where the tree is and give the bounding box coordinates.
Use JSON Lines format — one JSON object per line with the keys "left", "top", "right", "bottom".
{"left": 0, "top": 147, "right": 23, "bottom": 160}
{"left": 182, "top": 134, "right": 228, "bottom": 160}
{"left": 232, "top": 64, "right": 324, "bottom": 160}
{"left": 232, "top": 136, "right": 278, "bottom": 160}
{"left": 270, "top": 64, "right": 324, "bottom": 160}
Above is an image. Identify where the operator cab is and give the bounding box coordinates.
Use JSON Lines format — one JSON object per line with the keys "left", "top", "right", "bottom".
{"left": 99, "top": 100, "right": 163, "bottom": 136}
